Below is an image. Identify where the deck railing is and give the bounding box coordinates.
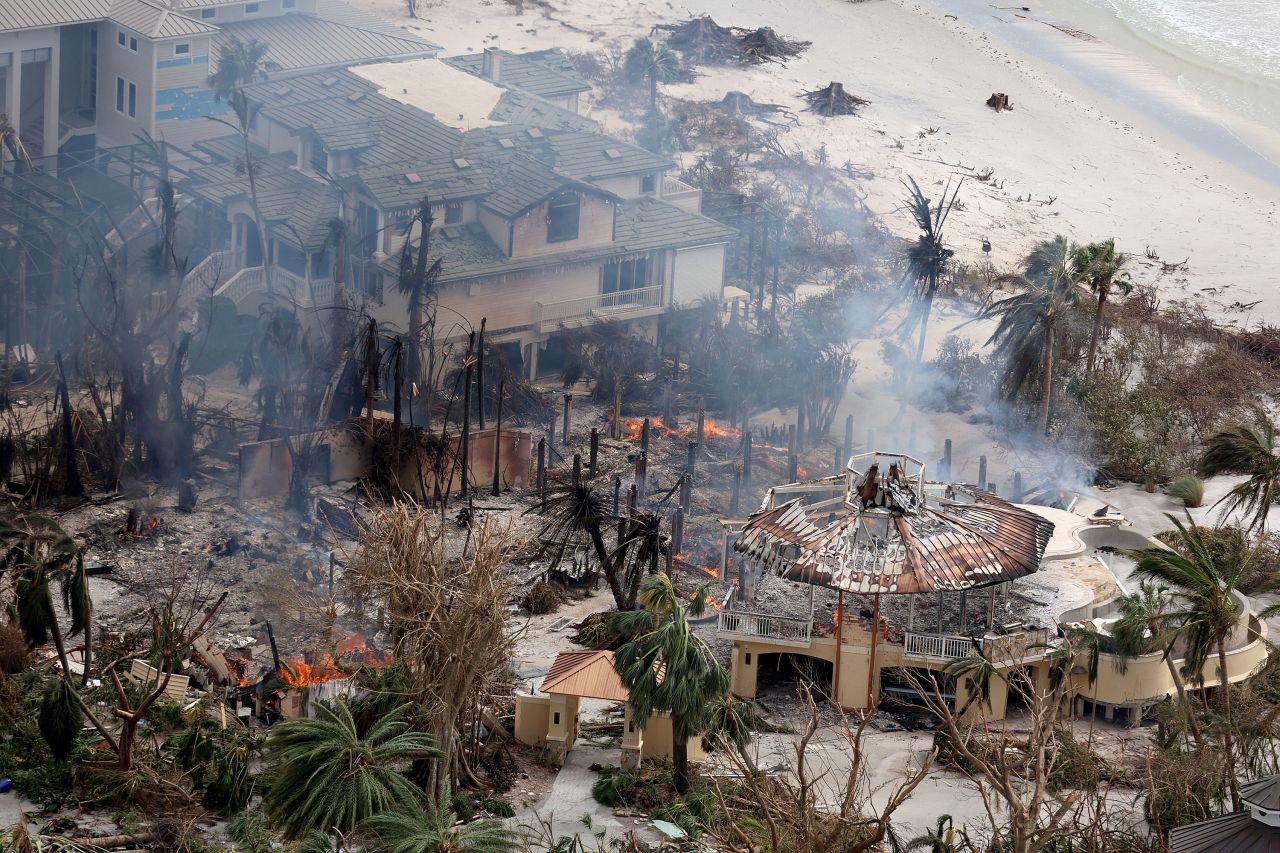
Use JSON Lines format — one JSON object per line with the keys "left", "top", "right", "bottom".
{"left": 718, "top": 609, "right": 812, "bottom": 647}
{"left": 535, "top": 284, "right": 665, "bottom": 332}
{"left": 180, "top": 249, "right": 235, "bottom": 300}
{"left": 904, "top": 633, "right": 976, "bottom": 661}
{"left": 904, "top": 629, "right": 1053, "bottom": 663}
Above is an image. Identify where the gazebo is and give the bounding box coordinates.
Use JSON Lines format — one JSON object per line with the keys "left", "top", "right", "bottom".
{"left": 1170, "top": 775, "right": 1280, "bottom": 851}
{"left": 513, "top": 649, "right": 705, "bottom": 769}
{"left": 722, "top": 451, "right": 1055, "bottom": 711}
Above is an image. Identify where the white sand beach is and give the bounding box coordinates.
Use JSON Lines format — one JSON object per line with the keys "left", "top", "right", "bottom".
{"left": 358, "top": 0, "right": 1280, "bottom": 325}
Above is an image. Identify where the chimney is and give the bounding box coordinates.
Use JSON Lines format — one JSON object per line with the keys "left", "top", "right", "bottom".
{"left": 481, "top": 47, "right": 503, "bottom": 82}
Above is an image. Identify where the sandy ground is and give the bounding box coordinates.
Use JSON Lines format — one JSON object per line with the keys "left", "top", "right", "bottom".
{"left": 343, "top": 0, "right": 1280, "bottom": 325}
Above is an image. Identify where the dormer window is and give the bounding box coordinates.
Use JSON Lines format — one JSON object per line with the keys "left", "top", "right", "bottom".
{"left": 445, "top": 200, "right": 463, "bottom": 225}
{"left": 201, "top": 8, "right": 216, "bottom": 18}
{"left": 641, "top": 174, "right": 656, "bottom": 194}
{"left": 546, "top": 193, "right": 579, "bottom": 243}
{"left": 245, "top": 2, "right": 260, "bottom": 13}
{"left": 309, "top": 139, "right": 328, "bottom": 174}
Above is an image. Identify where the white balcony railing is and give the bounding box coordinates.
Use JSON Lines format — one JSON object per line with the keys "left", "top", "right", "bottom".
{"left": 904, "top": 633, "right": 977, "bottom": 662}
{"left": 535, "top": 284, "right": 665, "bottom": 333}
{"left": 903, "top": 629, "right": 1052, "bottom": 664}
{"left": 718, "top": 609, "right": 812, "bottom": 647}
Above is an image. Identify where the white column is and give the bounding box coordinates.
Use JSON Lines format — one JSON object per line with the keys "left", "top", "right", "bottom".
{"left": 45, "top": 38, "right": 60, "bottom": 158}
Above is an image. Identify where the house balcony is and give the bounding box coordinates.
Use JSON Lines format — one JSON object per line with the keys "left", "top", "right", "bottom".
{"left": 902, "top": 628, "right": 1052, "bottom": 665}
{"left": 179, "top": 251, "right": 335, "bottom": 314}
{"left": 661, "top": 176, "right": 702, "bottom": 214}
{"left": 534, "top": 283, "right": 666, "bottom": 334}
{"left": 717, "top": 608, "right": 813, "bottom": 648}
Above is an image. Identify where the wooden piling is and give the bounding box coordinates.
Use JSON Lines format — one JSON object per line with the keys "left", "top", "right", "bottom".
{"left": 942, "top": 438, "right": 953, "bottom": 481}
{"left": 612, "top": 387, "right": 622, "bottom": 439}
{"left": 788, "top": 453, "right": 799, "bottom": 482}
{"left": 696, "top": 407, "right": 705, "bottom": 446}
{"left": 635, "top": 451, "right": 647, "bottom": 496}
{"left": 731, "top": 468, "right": 741, "bottom": 516}
{"left": 1013, "top": 472, "right": 1024, "bottom": 502}
{"left": 548, "top": 412, "right": 557, "bottom": 449}
{"left": 627, "top": 484, "right": 638, "bottom": 516}
{"left": 562, "top": 394, "right": 572, "bottom": 447}
{"left": 572, "top": 453, "right": 582, "bottom": 485}
{"left": 742, "top": 432, "right": 752, "bottom": 493}
{"left": 680, "top": 474, "right": 692, "bottom": 515}
{"left": 979, "top": 455, "right": 988, "bottom": 491}
{"left": 490, "top": 377, "right": 504, "bottom": 497}
{"left": 589, "top": 428, "right": 599, "bottom": 478}
{"left": 843, "top": 415, "right": 854, "bottom": 466}
{"left": 672, "top": 508, "right": 685, "bottom": 557}
{"left": 640, "top": 417, "right": 651, "bottom": 454}
{"left": 686, "top": 441, "right": 698, "bottom": 476}
{"left": 613, "top": 475, "right": 622, "bottom": 516}
{"left": 795, "top": 402, "right": 805, "bottom": 451}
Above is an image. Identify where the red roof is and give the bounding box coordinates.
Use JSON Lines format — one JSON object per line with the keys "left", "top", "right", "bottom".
{"left": 539, "top": 650, "right": 630, "bottom": 702}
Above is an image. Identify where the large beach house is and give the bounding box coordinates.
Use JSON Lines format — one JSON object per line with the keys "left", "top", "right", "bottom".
{"left": 0, "top": 0, "right": 733, "bottom": 374}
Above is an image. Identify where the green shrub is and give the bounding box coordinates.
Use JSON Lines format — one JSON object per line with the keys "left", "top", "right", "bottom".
{"left": 591, "top": 766, "right": 638, "bottom": 806}
{"left": 478, "top": 796, "right": 515, "bottom": 818}
{"left": 1166, "top": 475, "right": 1204, "bottom": 508}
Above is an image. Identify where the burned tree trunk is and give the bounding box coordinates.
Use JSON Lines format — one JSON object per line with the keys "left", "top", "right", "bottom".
{"left": 986, "top": 92, "right": 1013, "bottom": 112}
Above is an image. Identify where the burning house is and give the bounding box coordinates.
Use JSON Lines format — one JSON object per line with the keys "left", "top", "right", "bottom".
{"left": 719, "top": 451, "right": 1270, "bottom": 722}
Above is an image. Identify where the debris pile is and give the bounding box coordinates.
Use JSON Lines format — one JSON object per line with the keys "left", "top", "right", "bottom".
{"left": 986, "top": 92, "right": 1013, "bottom": 112}
{"left": 803, "top": 81, "right": 871, "bottom": 116}
{"left": 655, "top": 17, "right": 810, "bottom": 66}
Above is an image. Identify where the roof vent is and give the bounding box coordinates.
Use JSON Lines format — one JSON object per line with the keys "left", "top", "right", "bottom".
{"left": 526, "top": 128, "right": 543, "bottom": 139}
{"left": 321, "top": 76, "right": 338, "bottom": 87}
{"left": 277, "top": 86, "right": 293, "bottom": 97}
{"left": 498, "top": 138, "right": 515, "bottom": 149}
{"left": 604, "top": 147, "right": 623, "bottom": 160}
{"left": 453, "top": 158, "right": 471, "bottom": 169}
{"left": 405, "top": 172, "right": 422, "bottom": 184}
{"left": 347, "top": 92, "right": 365, "bottom": 103}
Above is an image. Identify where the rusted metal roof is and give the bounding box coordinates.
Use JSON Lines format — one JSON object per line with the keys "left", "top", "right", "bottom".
{"left": 540, "top": 650, "right": 630, "bottom": 702}
{"left": 734, "top": 489, "right": 1053, "bottom": 595}
{"left": 1169, "top": 810, "right": 1280, "bottom": 852}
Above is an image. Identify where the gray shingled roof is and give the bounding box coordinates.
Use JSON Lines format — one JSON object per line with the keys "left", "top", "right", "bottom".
{"left": 213, "top": 6, "right": 437, "bottom": 75}
{"left": 1169, "top": 810, "right": 1279, "bottom": 852}
{"left": 480, "top": 156, "right": 599, "bottom": 218}
{"left": 446, "top": 48, "right": 590, "bottom": 99}
{"left": 389, "top": 195, "right": 733, "bottom": 284}
{"left": 355, "top": 157, "right": 496, "bottom": 211}
{"left": 0, "top": 0, "right": 111, "bottom": 31}
{"left": 1243, "top": 777, "right": 1280, "bottom": 811}
{"left": 546, "top": 132, "right": 671, "bottom": 181}
{"left": 110, "top": 0, "right": 217, "bottom": 37}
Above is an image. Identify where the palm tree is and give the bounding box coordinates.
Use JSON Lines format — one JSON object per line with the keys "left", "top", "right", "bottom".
{"left": 1111, "top": 580, "right": 1203, "bottom": 746}
{"left": 1131, "top": 512, "right": 1256, "bottom": 809}
{"left": 897, "top": 176, "right": 961, "bottom": 369}
{"left": 608, "top": 574, "right": 728, "bottom": 793}
{"left": 1197, "top": 423, "right": 1280, "bottom": 535}
{"left": 530, "top": 480, "right": 613, "bottom": 589}
{"left": 361, "top": 791, "right": 518, "bottom": 853}
{"left": 1071, "top": 239, "right": 1129, "bottom": 381}
{"left": 209, "top": 36, "right": 269, "bottom": 101}
{"left": 263, "top": 699, "right": 439, "bottom": 840}
{"left": 606, "top": 511, "right": 666, "bottom": 611}
{"left": 624, "top": 37, "right": 679, "bottom": 112}
{"left": 903, "top": 814, "right": 973, "bottom": 852}
{"left": 979, "top": 236, "right": 1079, "bottom": 436}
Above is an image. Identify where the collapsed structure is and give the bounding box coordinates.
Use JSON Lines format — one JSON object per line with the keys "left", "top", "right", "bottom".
{"left": 719, "top": 451, "right": 1270, "bottom": 721}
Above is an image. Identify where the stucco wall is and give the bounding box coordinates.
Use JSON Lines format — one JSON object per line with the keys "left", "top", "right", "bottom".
{"left": 509, "top": 192, "right": 614, "bottom": 259}
{"left": 671, "top": 243, "right": 727, "bottom": 306}
{"left": 96, "top": 21, "right": 157, "bottom": 144}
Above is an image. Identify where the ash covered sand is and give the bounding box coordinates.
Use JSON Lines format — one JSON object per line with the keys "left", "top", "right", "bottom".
{"left": 349, "top": 0, "right": 1280, "bottom": 323}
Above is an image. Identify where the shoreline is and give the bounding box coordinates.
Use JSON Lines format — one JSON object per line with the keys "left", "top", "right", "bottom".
{"left": 387, "top": 0, "right": 1280, "bottom": 322}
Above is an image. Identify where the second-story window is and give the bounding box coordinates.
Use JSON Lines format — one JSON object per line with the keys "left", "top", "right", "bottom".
{"left": 445, "top": 200, "right": 463, "bottom": 224}
{"left": 641, "top": 174, "right": 656, "bottom": 194}
{"left": 175, "top": 43, "right": 190, "bottom": 55}
{"left": 309, "top": 139, "right": 328, "bottom": 174}
{"left": 245, "top": 2, "right": 260, "bottom": 13}
{"left": 117, "top": 31, "right": 126, "bottom": 47}
{"left": 283, "top": 0, "right": 297, "bottom": 7}
{"left": 129, "top": 36, "right": 138, "bottom": 51}
{"left": 128, "top": 81, "right": 136, "bottom": 118}
{"left": 546, "top": 192, "right": 579, "bottom": 243}
{"left": 201, "top": 8, "right": 216, "bottom": 18}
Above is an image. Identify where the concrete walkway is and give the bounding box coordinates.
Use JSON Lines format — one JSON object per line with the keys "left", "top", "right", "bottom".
{"left": 528, "top": 744, "right": 633, "bottom": 849}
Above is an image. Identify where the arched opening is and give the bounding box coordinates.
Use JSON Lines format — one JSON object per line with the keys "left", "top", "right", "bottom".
{"left": 755, "top": 652, "right": 833, "bottom": 703}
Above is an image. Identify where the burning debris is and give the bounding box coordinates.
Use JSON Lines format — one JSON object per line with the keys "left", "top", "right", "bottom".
{"left": 206, "top": 536, "right": 242, "bottom": 557}
{"left": 120, "top": 508, "right": 163, "bottom": 538}
{"left": 803, "top": 81, "right": 871, "bottom": 117}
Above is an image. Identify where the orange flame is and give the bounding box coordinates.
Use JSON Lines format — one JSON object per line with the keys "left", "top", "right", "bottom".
{"left": 619, "top": 417, "right": 741, "bottom": 444}
{"left": 279, "top": 653, "right": 346, "bottom": 687}
{"left": 335, "top": 633, "right": 393, "bottom": 667}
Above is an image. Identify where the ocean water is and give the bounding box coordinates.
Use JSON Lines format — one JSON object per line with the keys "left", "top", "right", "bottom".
{"left": 1082, "top": 0, "right": 1280, "bottom": 130}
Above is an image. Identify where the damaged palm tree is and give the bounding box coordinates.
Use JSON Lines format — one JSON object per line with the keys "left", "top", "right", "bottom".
{"left": 802, "top": 81, "right": 870, "bottom": 116}
{"left": 898, "top": 175, "right": 961, "bottom": 370}
{"left": 346, "top": 506, "right": 515, "bottom": 802}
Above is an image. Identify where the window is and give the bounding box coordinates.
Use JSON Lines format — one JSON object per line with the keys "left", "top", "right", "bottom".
{"left": 546, "top": 193, "right": 579, "bottom": 243}
{"left": 552, "top": 712, "right": 561, "bottom": 726}
{"left": 283, "top": 0, "right": 296, "bottom": 8}
{"left": 445, "top": 200, "right": 463, "bottom": 225}
{"left": 245, "top": 2, "right": 260, "bottom": 12}
{"left": 602, "top": 257, "right": 648, "bottom": 296}
{"left": 115, "top": 77, "right": 125, "bottom": 113}
{"left": 175, "top": 43, "right": 190, "bottom": 55}
{"left": 129, "top": 36, "right": 138, "bottom": 52}
{"left": 117, "top": 31, "right": 126, "bottom": 47}
{"left": 201, "top": 8, "right": 216, "bottom": 18}
{"left": 641, "top": 174, "right": 656, "bottom": 194}
{"left": 128, "top": 82, "right": 136, "bottom": 118}
{"left": 744, "top": 652, "right": 752, "bottom": 665}
{"left": 309, "top": 139, "right": 327, "bottom": 174}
